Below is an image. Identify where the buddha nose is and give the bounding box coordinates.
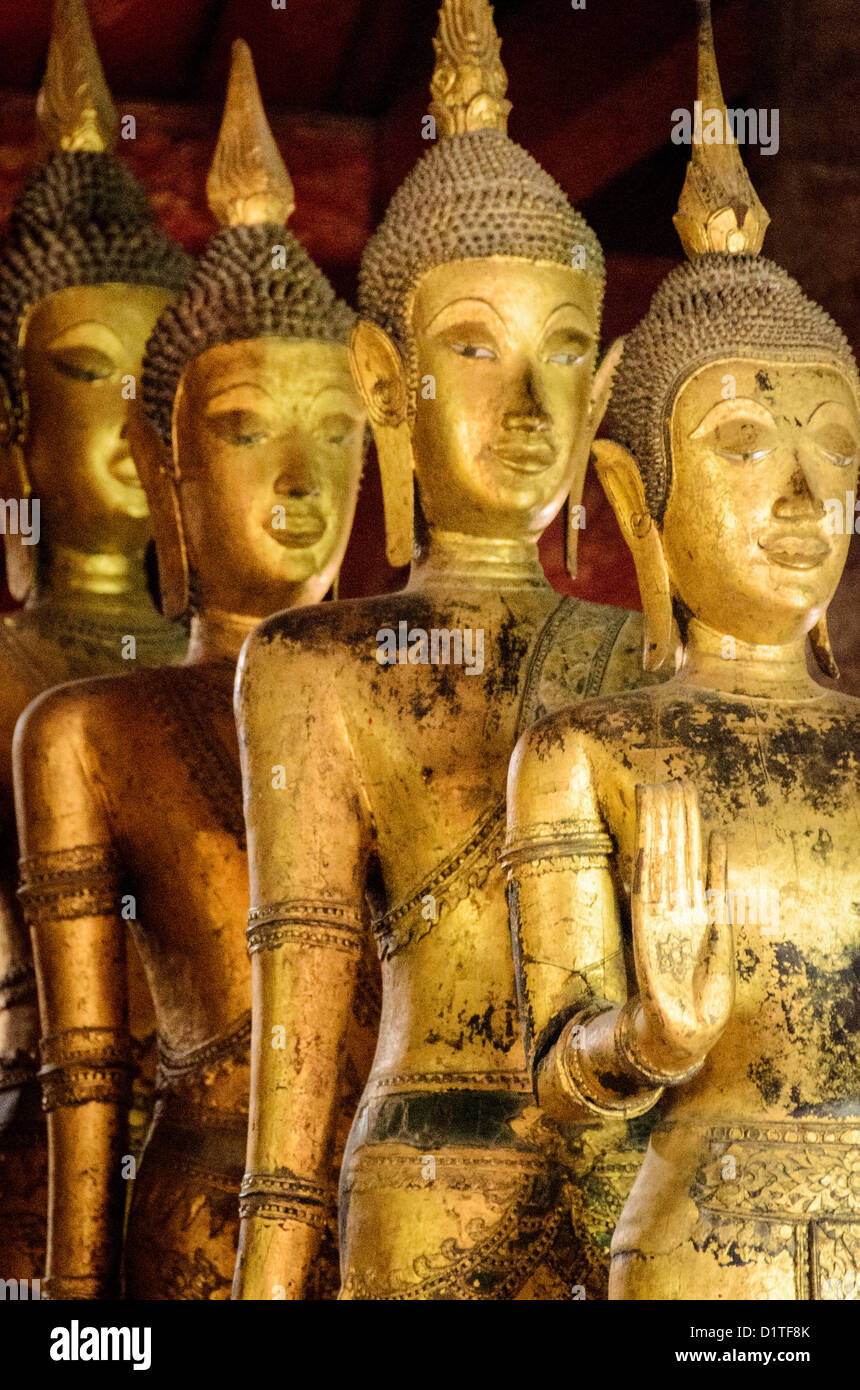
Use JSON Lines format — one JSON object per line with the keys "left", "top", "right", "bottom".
{"left": 772, "top": 459, "right": 825, "bottom": 520}
{"left": 273, "top": 437, "right": 319, "bottom": 498}
{"left": 503, "top": 366, "right": 552, "bottom": 431}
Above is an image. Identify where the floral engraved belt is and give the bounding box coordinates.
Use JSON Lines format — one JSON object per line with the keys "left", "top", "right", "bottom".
{"left": 691, "top": 1119, "right": 860, "bottom": 1221}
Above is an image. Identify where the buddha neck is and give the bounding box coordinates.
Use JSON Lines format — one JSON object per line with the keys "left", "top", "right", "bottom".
{"left": 674, "top": 618, "right": 822, "bottom": 701}
{"left": 26, "top": 542, "right": 154, "bottom": 622}
{"left": 186, "top": 607, "right": 261, "bottom": 666}
{"left": 408, "top": 527, "right": 549, "bottom": 594}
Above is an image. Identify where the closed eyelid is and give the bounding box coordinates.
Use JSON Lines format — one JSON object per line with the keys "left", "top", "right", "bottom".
{"left": 204, "top": 384, "right": 277, "bottom": 415}
{"left": 691, "top": 398, "right": 776, "bottom": 437}
{"left": 47, "top": 321, "right": 124, "bottom": 356}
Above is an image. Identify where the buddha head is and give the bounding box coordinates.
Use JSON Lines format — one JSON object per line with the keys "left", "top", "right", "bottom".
{"left": 137, "top": 40, "right": 364, "bottom": 622}
{"left": 596, "top": 0, "right": 859, "bottom": 674}
{"left": 350, "top": 0, "right": 609, "bottom": 574}
{"left": 0, "top": 0, "right": 190, "bottom": 599}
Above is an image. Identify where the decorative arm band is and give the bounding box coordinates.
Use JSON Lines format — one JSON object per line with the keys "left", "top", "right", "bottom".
{"left": 238, "top": 1171, "right": 332, "bottom": 1231}
{"left": 18, "top": 845, "right": 123, "bottom": 925}
{"left": 246, "top": 900, "right": 364, "bottom": 957}
{"left": 501, "top": 817, "right": 614, "bottom": 870}
{"left": 38, "top": 1026, "right": 133, "bottom": 1111}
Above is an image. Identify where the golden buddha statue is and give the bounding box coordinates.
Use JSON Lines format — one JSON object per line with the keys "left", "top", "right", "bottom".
{"left": 504, "top": 0, "right": 860, "bottom": 1302}
{"left": 233, "top": 0, "right": 664, "bottom": 1303}
{"left": 13, "top": 38, "right": 369, "bottom": 1300}
{"left": 0, "top": 0, "right": 189, "bottom": 1282}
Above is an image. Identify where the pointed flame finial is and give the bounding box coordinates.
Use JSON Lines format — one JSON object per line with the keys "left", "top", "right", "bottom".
{"left": 206, "top": 39, "right": 295, "bottom": 229}
{"left": 36, "top": 0, "right": 118, "bottom": 154}
{"left": 673, "top": 0, "right": 769, "bottom": 259}
{"left": 428, "top": 0, "right": 511, "bottom": 137}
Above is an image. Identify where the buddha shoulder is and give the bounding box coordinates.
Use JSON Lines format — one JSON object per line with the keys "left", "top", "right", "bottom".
{"left": 238, "top": 596, "right": 398, "bottom": 688}
{"left": 13, "top": 667, "right": 176, "bottom": 774}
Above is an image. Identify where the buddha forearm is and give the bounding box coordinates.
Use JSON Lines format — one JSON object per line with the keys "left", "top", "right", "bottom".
{"left": 40, "top": 1026, "right": 133, "bottom": 1298}
{"left": 235, "top": 898, "right": 365, "bottom": 1299}
{"left": 18, "top": 847, "right": 131, "bottom": 1297}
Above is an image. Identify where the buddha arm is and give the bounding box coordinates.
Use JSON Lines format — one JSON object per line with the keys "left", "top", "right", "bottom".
{"left": 233, "top": 627, "right": 372, "bottom": 1301}
{"left": 0, "top": 795, "right": 38, "bottom": 1104}
{"left": 505, "top": 720, "right": 670, "bottom": 1123}
{"left": 13, "top": 688, "right": 131, "bottom": 1299}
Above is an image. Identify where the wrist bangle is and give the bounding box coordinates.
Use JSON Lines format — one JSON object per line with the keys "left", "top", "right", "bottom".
{"left": 616, "top": 997, "right": 706, "bottom": 1087}
{"left": 553, "top": 1002, "right": 663, "bottom": 1119}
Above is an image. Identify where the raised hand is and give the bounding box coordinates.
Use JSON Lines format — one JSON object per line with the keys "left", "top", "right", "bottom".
{"left": 627, "top": 779, "right": 735, "bottom": 1078}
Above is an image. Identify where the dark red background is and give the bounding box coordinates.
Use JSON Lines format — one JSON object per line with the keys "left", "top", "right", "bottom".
{"left": 0, "top": 0, "right": 856, "bottom": 683}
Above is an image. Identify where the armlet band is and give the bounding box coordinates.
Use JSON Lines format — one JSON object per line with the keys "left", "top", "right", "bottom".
{"left": 18, "top": 845, "right": 123, "bottom": 925}
{"left": 39, "top": 1026, "right": 132, "bottom": 1111}
{"left": 239, "top": 1170, "right": 332, "bottom": 1230}
{"left": 246, "top": 900, "right": 364, "bottom": 957}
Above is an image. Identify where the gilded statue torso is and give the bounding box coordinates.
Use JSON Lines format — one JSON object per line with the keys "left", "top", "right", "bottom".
{"left": 551, "top": 683, "right": 860, "bottom": 1300}
{"left": 269, "top": 585, "right": 652, "bottom": 1298}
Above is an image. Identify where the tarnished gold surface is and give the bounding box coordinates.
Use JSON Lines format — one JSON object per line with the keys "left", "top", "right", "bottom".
{"left": 428, "top": 0, "right": 511, "bottom": 137}
{"left": 233, "top": 0, "right": 661, "bottom": 1303}
{"left": 506, "top": 358, "right": 860, "bottom": 1300}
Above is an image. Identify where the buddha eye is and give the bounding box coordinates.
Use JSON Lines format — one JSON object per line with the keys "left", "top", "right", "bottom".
{"left": 316, "top": 412, "right": 359, "bottom": 446}
{"left": 702, "top": 417, "right": 777, "bottom": 462}
{"left": 545, "top": 335, "right": 591, "bottom": 366}
{"left": 450, "top": 342, "right": 496, "bottom": 361}
{"left": 208, "top": 409, "right": 271, "bottom": 447}
{"left": 49, "top": 345, "right": 115, "bottom": 382}
{"left": 812, "top": 424, "right": 858, "bottom": 468}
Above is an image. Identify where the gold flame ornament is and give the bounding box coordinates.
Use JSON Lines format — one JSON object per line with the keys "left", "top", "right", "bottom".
{"left": 428, "top": 0, "right": 512, "bottom": 136}
{"left": 36, "top": 0, "right": 118, "bottom": 154}
{"left": 206, "top": 39, "right": 295, "bottom": 229}
{"left": 672, "top": 0, "right": 770, "bottom": 258}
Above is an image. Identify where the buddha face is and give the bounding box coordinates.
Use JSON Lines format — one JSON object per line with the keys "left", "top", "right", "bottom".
{"left": 19, "top": 283, "right": 174, "bottom": 552}
{"left": 172, "top": 337, "right": 364, "bottom": 614}
{"left": 407, "top": 258, "right": 599, "bottom": 538}
{"left": 664, "top": 358, "right": 860, "bottom": 645}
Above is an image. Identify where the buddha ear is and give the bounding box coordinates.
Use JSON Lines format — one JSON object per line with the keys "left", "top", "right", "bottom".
{"left": 124, "top": 396, "right": 189, "bottom": 620}
{"left": 349, "top": 319, "right": 413, "bottom": 568}
{"left": 565, "top": 337, "right": 626, "bottom": 580}
{"left": 0, "top": 382, "right": 35, "bottom": 602}
{"left": 592, "top": 439, "right": 674, "bottom": 672}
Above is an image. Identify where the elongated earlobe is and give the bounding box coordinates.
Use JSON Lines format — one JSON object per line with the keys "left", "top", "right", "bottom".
{"left": 126, "top": 397, "right": 189, "bottom": 620}
{"left": 592, "top": 438, "right": 673, "bottom": 671}
{"left": 566, "top": 338, "right": 625, "bottom": 580}
{"left": 350, "top": 319, "right": 414, "bottom": 568}
{"left": 0, "top": 383, "right": 35, "bottom": 601}
{"left": 809, "top": 614, "right": 840, "bottom": 680}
